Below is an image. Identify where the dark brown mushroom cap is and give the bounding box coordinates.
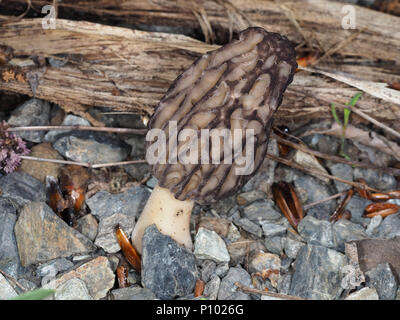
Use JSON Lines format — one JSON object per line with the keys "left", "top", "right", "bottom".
{"left": 147, "top": 27, "right": 297, "bottom": 204}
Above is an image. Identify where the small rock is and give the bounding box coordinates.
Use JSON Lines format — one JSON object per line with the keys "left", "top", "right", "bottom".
{"left": 0, "top": 199, "right": 21, "bottom": 279}
{"left": 264, "top": 236, "right": 285, "bottom": 255}
{"left": 236, "top": 190, "right": 266, "bottom": 206}
{"left": 8, "top": 98, "right": 50, "bottom": 143}
{"left": 0, "top": 273, "right": 17, "bottom": 299}
{"left": 14, "top": 202, "right": 95, "bottom": 266}
{"left": 333, "top": 219, "right": 367, "bottom": 252}
{"left": 44, "top": 114, "right": 91, "bottom": 143}
{"left": 76, "top": 214, "right": 98, "bottom": 242}
{"left": 95, "top": 213, "right": 134, "bottom": 253}
{"left": 261, "top": 221, "right": 287, "bottom": 238}
{"left": 0, "top": 172, "right": 45, "bottom": 209}
{"left": 376, "top": 214, "right": 400, "bottom": 239}
{"left": 227, "top": 240, "right": 265, "bottom": 266}
{"left": 365, "top": 263, "right": 399, "bottom": 300}
{"left": 242, "top": 199, "right": 282, "bottom": 222}
{"left": 55, "top": 278, "right": 93, "bottom": 300}
{"left": 345, "top": 287, "right": 379, "bottom": 300}
{"left": 277, "top": 274, "right": 291, "bottom": 295}
{"left": 289, "top": 244, "right": 346, "bottom": 300}
{"left": 353, "top": 168, "right": 397, "bottom": 191}
{"left": 249, "top": 252, "right": 281, "bottom": 287}
{"left": 218, "top": 266, "right": 252, "bottom": 300}
{"left": 37, "top": 258, "right": 74, "bottom": 277}
{"left": 328, "top": 163, "right": 353, "bottom": 193}
{"left": 203, "top": 275, "right": 220, "bottom": 300}
{"left": 111, "top": 285, "right": 158, "bottom": 300}
{"left": 234, "top": 218, "right": 262, "bottom": 238}
{"left": 294, "top": 176, "right": 334, "bottom": 221}
{"left": 141, "top": 225, "right": 198, "bottom": 300}
{"left": 53, "top": 133, "right": 130, "bottom": 164}
{"left": 280, "top": 257, "right": 293, "bottom": 273}
{"left": 200, "top": 260, "right": 217, "bottom": 283}
{"left": 145, "top": 176, "right": 158, "bottom": 189}
{"left": 293, "top": 150, "right": 330, "bottom": 184}
{"left": 214, "top": 263, "right": 229, "bottom": 278}
{"left": 284, "top": 238, "right": 305, "bottom": 259}
{"left": 347, "top": 195, "right": 372, "bottom": 225}
{"left": 19, "top": 143, "right": 63, "bottom": 183}
{"left": 226, "top": 223, "right": 241, "bottom": 243}
{"left": 298, "top": 216, "right": 336, "bottom": 248}
{"left": 43, "top": 256, "right": 114, "bottom": 300}
{"left": 194, "top": 227, "right": 230, "bottom": 263}
{"left": 86, "top": 186, "right": 150, "bottom": 221}
{"left": 366, "top": 215, "right": 383, "bottom": 236}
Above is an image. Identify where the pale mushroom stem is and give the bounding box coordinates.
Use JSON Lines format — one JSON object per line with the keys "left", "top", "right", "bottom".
{"left": 131, "top": 184, "right": 194, "bottom": 254}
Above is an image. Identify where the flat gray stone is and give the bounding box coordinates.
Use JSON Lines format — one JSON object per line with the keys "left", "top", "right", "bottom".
{"left": 294, "top": 176, "right": 334, "bottom": 221}
{"left": 44, "top": 114, "right": 91, "bottom": 143}
{"left": 264, "top": 236, "right": 285, "bottom": 255}
{"left": 55, "top": 278, "right": 93, "bottom": 300}
{"left": 194, "top": 227, "right": 230, "bottom": 263}
{"left": 242, "top": 199, "right": 282, "bottom": 222}
{"left": 8, "top": 98, "right": 50, "bottom": 143}
{"left": 284, "top": 238, "right": 305, "bottom": 260}
{"left": 37, "top": 258, "right": 74, "bottom": 277}
{"left": 76, "top": 214, "right": 98, "bottom": 242}
{"left": 0, "top": 172, "right": 45, "bottom": 209}
{"left": 43, "top": 256, "right": 114, "bottom": 300}
{"left": 0, "top": 273, "right": 17, "bottom": 300}
{"left": 333, "top": 219, "right": 367, "bottom": 252}
{"left": 289, "top": 244, "right": 346, "bottom": 300}
{"left": 233, "top": 218, "right": 262, "bottom": 237}
{"left": 328, "top": 163, "right": 354, "bottom": 193}
{"left": 218, "top": 266, "right": 252, "bottom": 300}
{"left": 365, "top": 263, "right": 399, "bottom": 300}
{"left": 94, "top": 212, "right": 134, "bottom": 253}
{"left": 0, "top": 198, "right": 21, "bottom": 279}
{"left": 376, "top": 214, "right": 400, "bottom": 239}
{"left": 14, "top": 202, "right": 95, "bottom": 266}
{"left": 86, "top": 186, "right": 150, "bottom": 220}
{"left": 141, "top": 225, "right": 198, "bottom": 300}
{"left": 111, "top": 285, "right": 158, "bottom": 300}
{"left": 53, "top": 133, "right": 130, "bottom": 164}
{"left": 298, "top": 216, "right": 336, "bottom": 248}
{"left": 261, "top": 221, "right": 287, "bottom": 238}
{"left": 203, "top": 275, "right": 220, "bottom": 300}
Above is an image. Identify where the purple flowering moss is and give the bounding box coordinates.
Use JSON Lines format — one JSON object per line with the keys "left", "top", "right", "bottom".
{"left": 0, "top": 121, "right": 30, "bottom": 174}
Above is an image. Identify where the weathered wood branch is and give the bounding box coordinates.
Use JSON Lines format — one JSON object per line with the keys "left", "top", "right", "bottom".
{"left": 3, "top": 0, "right": 400, "bottom": 61}
{"left": 0, "top": 16, "right": 399, "bottom": 126}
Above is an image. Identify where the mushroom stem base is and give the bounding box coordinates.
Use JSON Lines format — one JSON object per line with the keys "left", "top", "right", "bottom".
{"left": 131, "top": 184, "right": 194, "bottom": 254}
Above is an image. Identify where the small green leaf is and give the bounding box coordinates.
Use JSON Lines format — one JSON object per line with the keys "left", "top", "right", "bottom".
{"left": 347, "top": 92, "right": 362, "bottom": 107}
{"left": 10, "top": 288, "right": 55, "bottom": 300}
{"left": 330, "top": 104, "right": 342, "bottom": 126}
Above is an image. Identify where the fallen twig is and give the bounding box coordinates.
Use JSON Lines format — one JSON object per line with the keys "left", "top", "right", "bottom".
{"left": 271, "top": 133, "right": 400, "bottom": 176}
{"left": 235, "top": 282, "right": 307, "bottom": 300}
{"left": 0, "top": 269, "right": 27, "bottom": 292}
{"left": 266, "top": 153, "right": 380, "bottom": 193}
{"left": 20, "top": 156, "right": 146, "bottom": 168}
{"left": 7, "top": 125, "right": 147, "bottom": 135}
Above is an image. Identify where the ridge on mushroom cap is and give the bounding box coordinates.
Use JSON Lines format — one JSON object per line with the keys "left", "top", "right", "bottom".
{"left": 147, "top": 27, "right": 297, "bottom": 204}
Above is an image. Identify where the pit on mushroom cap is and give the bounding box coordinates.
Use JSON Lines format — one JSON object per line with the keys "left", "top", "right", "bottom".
{"left": 131, "top": 27, "right": 297, "bottom": 253}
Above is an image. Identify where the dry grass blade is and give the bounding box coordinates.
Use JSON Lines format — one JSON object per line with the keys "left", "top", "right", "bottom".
{"left": 235, "top": 282, "right": 307, "bottom": 300}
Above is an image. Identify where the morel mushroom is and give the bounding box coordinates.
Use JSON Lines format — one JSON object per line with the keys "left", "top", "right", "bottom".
{"left": 131, "top": 27, "right": 297, "bottom": 253}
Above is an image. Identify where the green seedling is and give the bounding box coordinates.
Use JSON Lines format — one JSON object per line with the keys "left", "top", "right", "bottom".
{"left": 9, "top": 288, "right": 55, "bottom": 300}
{"left": 331, "top": 92, "right": 362, "bottom": 160}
